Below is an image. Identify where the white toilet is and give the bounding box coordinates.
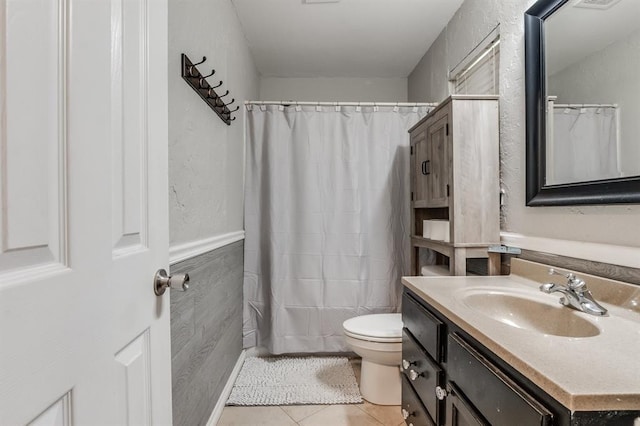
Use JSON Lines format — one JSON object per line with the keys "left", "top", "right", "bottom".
{"left": 343, "top": 313, "right": 403, "bottom": 405}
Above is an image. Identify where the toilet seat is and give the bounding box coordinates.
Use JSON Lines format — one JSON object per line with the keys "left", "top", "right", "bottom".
{"left": 343, "top": 314, "right": 402, "bottom": 343}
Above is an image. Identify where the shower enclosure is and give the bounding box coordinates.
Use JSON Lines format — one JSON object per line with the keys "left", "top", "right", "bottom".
{"left": 243, "top": 102, "right": 432, "bottom": 353}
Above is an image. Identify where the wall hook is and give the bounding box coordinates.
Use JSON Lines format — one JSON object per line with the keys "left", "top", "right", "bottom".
{"left": 231, "top": 117, "right": 237, "bottom": 121}
{"left": 228, "top": 105, "right": 240, "bottom": 113}
{"left": 188, "top": 56, "right": 207, "bottom": 76}
{"left": 225, "top": 98, "right": 235, "bottom": 106}
{"left": 181, "top": 54, "right": 235, "bottom": 126}
{"left": 198, "top": 77, "right": 209, "bottom": 89}
{"left": 192, "top": 56, "right": 206, "bottom": 66}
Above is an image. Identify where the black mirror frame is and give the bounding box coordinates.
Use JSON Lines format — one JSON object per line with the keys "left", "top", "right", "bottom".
{"left": 525, "top": 0, "right": 640, "bottom": 206}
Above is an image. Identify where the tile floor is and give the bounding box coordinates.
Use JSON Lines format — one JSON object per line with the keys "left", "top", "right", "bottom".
{"left": 218, "top": 358, "right": 406, "bottom": 426}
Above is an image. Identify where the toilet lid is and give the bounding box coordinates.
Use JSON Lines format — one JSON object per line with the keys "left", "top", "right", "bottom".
{"left": 343, "top": 314, "right": 403, "bottom": 342}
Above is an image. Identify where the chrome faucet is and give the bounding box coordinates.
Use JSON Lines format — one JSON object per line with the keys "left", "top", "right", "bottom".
{"left": 539, "top": 269, "right": 608, "bottom": 316}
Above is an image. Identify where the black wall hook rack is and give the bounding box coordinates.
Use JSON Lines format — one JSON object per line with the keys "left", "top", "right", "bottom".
{"left": 181, "top": 53, "right": 237, "bottom": 125}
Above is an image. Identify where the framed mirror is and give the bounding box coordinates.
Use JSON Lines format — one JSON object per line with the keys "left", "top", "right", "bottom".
{"left": 525, "top": 0, "right": 640, "bottom": 206}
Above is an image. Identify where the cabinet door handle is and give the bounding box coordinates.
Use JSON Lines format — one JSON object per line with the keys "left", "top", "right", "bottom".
{"left": 409, "top": 369, "right": 422, "bottom": 381}
{"left": 435, "top": 385, "right": 449, "bottom": 400}
{"left": 402, "top": 359, "right": 416, "bottom": 370}
{"left": 402, "top": 408, "right": 411, "bottom": 420}
{"left": 421, "top": 160, "right": 431, "bottom": 175}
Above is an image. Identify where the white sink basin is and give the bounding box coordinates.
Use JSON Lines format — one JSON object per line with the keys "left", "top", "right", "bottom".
{"left": 457, "top": 288, "right": 601, "bottom": 338}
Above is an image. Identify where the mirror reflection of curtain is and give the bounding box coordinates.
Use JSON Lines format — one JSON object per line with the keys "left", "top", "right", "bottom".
{"left": 547, "top": 107, "right": 619, "bottom": 185}
{"left": 243, "top": 104, "right": 430, "bottom": 354}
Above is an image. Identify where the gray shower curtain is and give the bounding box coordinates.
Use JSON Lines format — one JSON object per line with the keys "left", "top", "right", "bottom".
{"left": 243, "top": 104, "right": 430, "bottom": 353}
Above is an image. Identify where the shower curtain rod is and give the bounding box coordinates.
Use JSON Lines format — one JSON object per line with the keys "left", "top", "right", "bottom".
{"left": 245, "top": 100, "right": 438, "bottom": 107}
{"left": 547, "top": 97, "right": 618, "bottom": 109}
{"left": 553, "top": 103, "right": 618, "bottom": 109}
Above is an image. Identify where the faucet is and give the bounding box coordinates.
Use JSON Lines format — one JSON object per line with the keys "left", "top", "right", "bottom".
{"left": 539, "top": 269, "right": 608, "bottom": 316}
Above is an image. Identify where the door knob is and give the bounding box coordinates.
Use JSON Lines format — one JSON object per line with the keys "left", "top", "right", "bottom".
{"left": 154, "top": 269, "right": 189, "bottom": 296}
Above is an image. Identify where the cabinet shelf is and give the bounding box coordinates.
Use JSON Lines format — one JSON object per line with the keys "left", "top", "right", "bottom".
{"left": 411, "top": 236, "right": 498, "bottom": 250}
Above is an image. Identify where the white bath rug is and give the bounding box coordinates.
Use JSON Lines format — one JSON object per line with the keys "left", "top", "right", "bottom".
{"left": 226, "top": 356, "right": 362, "bottom": 406}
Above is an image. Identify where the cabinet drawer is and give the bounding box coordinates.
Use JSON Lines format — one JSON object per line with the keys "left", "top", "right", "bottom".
{"left": 447, "top": 333, "right": 553, "bottom": 426}
{"left": 402, "top": 374, "right": 435, "bottom": 426}
{"left": 402, "top": 293, "right": 444, "bottom": 362}
{"left": 402, "top": 330, "right": 444, "bottom": 425}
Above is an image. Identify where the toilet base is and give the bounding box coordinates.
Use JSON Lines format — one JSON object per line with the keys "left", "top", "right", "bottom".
{"left": 359, "top": 359, "right": 401, "bottom": 405}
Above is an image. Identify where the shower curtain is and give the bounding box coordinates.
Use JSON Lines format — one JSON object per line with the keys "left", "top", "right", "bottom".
{"left": 547, "top": 107, "right": 619, "bottom": 185}
{"left": 243, "top": 104, "right": 430, "bottom": 354}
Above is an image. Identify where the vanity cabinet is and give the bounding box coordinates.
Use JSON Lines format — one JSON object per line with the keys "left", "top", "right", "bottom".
{"left": 409, "top": 95, "right": 500, "bottom": 276}
{"left": 401, "top": 289, "right": 640, "bottom": 426}
{"left": 402, "top": 290, "right": 553, "bottom": 425}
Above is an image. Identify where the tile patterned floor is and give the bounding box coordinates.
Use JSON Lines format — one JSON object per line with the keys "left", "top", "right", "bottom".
{"left": 218, "top": 358, "right": 405, "bottom": 426}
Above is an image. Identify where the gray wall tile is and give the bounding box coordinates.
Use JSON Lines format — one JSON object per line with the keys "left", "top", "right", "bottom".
{"left": 170, "top": 241, "right": 244, "bottom": 426}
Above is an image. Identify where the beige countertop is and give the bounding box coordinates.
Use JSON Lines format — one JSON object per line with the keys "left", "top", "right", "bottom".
{"left": 401, "top": 259, "right": 640, "bottom": 412}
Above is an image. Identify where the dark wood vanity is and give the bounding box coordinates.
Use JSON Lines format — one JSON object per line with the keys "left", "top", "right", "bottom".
{"left": 401, "top": 288, "right": 640, "bottom": 426}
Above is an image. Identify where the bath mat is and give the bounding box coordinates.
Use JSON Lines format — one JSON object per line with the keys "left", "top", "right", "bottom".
{"left": 226, "top": 356, "right": 362, "bottom": 406}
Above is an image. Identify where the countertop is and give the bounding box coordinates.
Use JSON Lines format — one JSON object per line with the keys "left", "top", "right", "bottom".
{"left": 401, "top": 259, "right": 640, "bottom": 412}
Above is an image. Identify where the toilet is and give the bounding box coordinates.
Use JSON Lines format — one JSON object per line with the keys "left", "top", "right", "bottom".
{"left": 343, "top": 313, "right": 403, "bottom": 405}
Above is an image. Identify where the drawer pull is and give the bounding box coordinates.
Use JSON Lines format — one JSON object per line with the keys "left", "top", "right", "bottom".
{"left": 408, "top": 369, "right": 422, "bottom": 381}
{"left": 402, "top": 408, "right": 411, "bottom": 420}
{"left": 402, "top": 359, "right": 416, "bottom": 370}
{"left": 435, "top": 385, "right": 449, "bottom": 400}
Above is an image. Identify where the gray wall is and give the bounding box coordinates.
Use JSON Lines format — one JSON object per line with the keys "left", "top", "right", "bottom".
{"left": 170, "top": 241, "right": 244, "bottom": 426}
{"left": 169, "top": 0, "right": 259, "bottom": 246}
{"left": 408, "top": 0, "right": 640, "bottom": 265}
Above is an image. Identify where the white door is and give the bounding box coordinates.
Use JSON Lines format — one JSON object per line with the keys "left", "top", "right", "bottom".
{"left": 0, "top": 0, "right": 171, "bottom": 424}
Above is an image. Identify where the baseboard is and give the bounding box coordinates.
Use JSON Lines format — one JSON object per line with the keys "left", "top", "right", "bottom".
{"left": 206, "top": 349, "right": 247, "bottom": 426}
{"left": 170, "top": 231, "right": 245, "bottom": 265}
{"left": 500, "top": 232, "right": 640, "bottom": 268}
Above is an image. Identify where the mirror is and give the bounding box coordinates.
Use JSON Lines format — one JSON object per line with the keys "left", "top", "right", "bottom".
{"left": 525, "top": 0, "right": 640, "bottom": 205}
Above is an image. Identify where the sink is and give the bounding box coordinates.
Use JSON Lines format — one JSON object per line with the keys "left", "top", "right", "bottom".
{"left": 458, "top": 288, "right": 601, "bottom": 338}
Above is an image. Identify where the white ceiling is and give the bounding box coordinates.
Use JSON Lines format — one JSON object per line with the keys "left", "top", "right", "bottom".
{"left": 231, "top": 0, "right": 464, "bottom": 78}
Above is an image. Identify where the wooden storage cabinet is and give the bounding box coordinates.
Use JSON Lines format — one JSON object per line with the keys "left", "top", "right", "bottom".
{"left": 409, "top": 95, "right": 500, "bottom": 276}
{"left": 411, "top": 121, "right": 430, "bottom": 206}
{"left": 412, "top": 106, "right": 450, "bottom": 208}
